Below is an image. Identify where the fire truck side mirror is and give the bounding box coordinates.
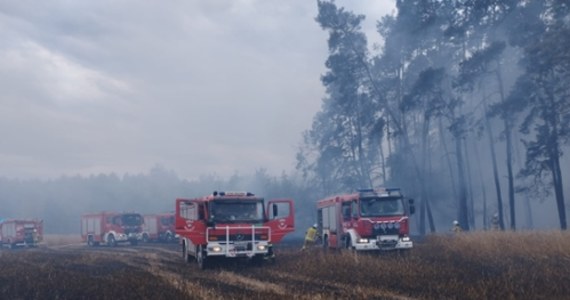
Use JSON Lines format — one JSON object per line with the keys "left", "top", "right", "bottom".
{"left": 272, "top": 204, "right": 278, "bottom": 218}
{"left": 408, "top": 198, "right": 415, "bottom": 215}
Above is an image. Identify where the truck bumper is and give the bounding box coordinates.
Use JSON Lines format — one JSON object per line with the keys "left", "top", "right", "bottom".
{"left": 205, "top": 241, "right": 270, "bottom": 258}
{"left": 116, "top": 233, "right": 142, "bottom": 242}
{"left": 353, "top": 236, "right": 413, "bottom": 251}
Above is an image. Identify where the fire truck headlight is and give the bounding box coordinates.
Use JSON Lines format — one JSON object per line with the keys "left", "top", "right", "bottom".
{"left": 357, "top": 238, "right": 369, "bottom": 244}
{"left": 257, "top": 244, "right": 266, "bottom": 251}
{"left": 211, "top": 246, "right": 222, "bottom": 252}
{"left": 401, "top": 236, "right": 410, "bottom": 242}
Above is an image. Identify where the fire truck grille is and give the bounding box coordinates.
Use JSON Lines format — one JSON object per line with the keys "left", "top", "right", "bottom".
{"left": 24, "top": 228, "right": 35, "bottom": 243}
{"left": 211, "top": 234, "right": 267, "bottom": 242}
{"left": 372, "top": 227, "right": 399, "bottom": 236}
{"left": 123, "top": 227, "right": 142, "bottom": 234}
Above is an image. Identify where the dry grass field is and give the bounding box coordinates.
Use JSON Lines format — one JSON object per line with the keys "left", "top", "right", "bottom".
{"left": 1, "top": 231, "right": 569, "bottom": 299}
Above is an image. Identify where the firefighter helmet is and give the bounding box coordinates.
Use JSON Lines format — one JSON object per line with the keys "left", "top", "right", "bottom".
{"left": 453, "top": 220, "right": 459, "bottom": 225}
{"left": 312, "top": 223, "right": 317, "bottom": 228}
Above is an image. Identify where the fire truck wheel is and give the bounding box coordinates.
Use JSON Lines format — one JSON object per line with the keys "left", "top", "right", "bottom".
{"left": 322, "top": 235, "right": 329, "bottom": 251}
{"left": 87, "top": 236, "right": 95, "bottom": 247}
{"left": 344, "top": 236, "right": 355, "bottom": 252}
{"left": 183, "top": 243, "right": 191, "bottom": 263}
{"left": 196, "top": 245, "right": 207, "bottom": 270}
{"left": 107, "top": 235, "right": 117, "bottom": 247}
{"left": 251, "top": 255, "right": 264, "bottom": 266}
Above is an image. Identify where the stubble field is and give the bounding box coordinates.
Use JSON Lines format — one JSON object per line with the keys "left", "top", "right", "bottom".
{"left": 1, "top": 231, "right": 569, "bottom": 299}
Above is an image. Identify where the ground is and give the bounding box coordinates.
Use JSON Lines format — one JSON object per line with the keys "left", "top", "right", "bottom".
{"left": 1, "top": 232, "right": 569, "bottom": 299}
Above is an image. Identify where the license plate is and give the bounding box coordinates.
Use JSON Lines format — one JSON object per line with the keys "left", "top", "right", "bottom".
{"left": 379, "top": 235, "right": 398, "bottom": 242}
{"left": 234, "top": 242, "right": 248, "bottom": 251}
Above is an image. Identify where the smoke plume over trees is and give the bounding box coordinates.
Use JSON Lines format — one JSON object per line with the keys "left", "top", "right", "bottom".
{"left": 298, "top": 0, "right": 570, "bottom": 231}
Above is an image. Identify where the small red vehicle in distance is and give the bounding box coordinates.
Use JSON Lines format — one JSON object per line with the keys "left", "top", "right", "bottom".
{"left": 142, "top": 213, "right": 176, "bottom": 243}
{"left": 81, "top": 212, "right": 144, "bottom": 247}
{"left": 0, "top": 219, "right": 43, "bottom": 249}
{"left": 175, "top": 191, "right": 295, "bottom": 269}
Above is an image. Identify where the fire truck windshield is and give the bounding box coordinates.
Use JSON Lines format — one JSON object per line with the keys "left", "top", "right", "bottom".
{"left": 360, "top": 197, "right": 404, "bottom": 217}
{"left": 119, "top": 214, "right": 143, "bottom": 226}
{"left": 210, "top": 200, "right": 264, "bottom": 223}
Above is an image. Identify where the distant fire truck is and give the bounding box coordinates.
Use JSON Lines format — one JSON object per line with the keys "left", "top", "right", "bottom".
{"left": 175, "top": 191, "right": 295, "bottom": 269}
{"left": 142, "top": 213, "right": 177, "bottom": 243}
{"left": 317, "top": 188, "right": 415, "bottom": 252}
{"left": 81, "top": 212, "right": 144, "bottom": 247}
{"left": 0, "top": 219, "right": 43, "bottom": 248}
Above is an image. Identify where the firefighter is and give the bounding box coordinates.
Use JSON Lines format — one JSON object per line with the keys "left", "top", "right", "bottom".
{"left": 301, "top": 223, "right": 319, "bottom": 251}
{"left": 451, "top": 220, "right": 462, "bottom": 233}
{"left": 490, "top": 213, "right": 500, "bottom": 231}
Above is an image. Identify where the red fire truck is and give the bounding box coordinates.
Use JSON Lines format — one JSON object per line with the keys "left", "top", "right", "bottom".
{"left": 0, "top": 219, "right": 43, "bottom": 248}
{"left": 81, "top": 212, "right": 144, "bottom": 247}
{"left": 142, "top": 213, "right": 177, "bottom": 243}
{"left": 175, "top": 191, "right": 295, "bottom": 269}
{"left": 317, "top": 188, "right": 415, "bottom": 252}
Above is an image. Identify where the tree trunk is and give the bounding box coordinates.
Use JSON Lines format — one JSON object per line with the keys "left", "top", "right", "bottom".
{"left": 455, "top": 137, "right": 470, "bottom": 230}
{"left": 439, "top": 119, "right": 458, "bottom": 201}
{"left": 552, "top": 153, "right": 567, "bottom": 230}
{"left": 505, "top": 123, "right": 516, "bottom": 230}
{"left": 496, "top": 65, "right": 516, "bottom": 231}
{"left": 484, "top": 100, "right": 505, "bottom": 230}
{"left": 463, "top": 138, "right": 476, "bottom": 229}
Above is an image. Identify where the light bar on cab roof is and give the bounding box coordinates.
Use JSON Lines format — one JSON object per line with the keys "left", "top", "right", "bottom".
{"left": 212, "top": 191, "right": 255, "bottom": 197}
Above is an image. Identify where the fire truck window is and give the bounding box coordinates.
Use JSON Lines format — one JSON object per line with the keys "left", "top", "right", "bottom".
{"left": 270, "top": 202, "right": 290, "bottom": 219}
{"left": 342, "top": 203, "right": 351, "bottom": 221}
{"left": 351, "top": 200, "right": 359, "bottom": 218}
{"left": 161, "top": 216, "right": 174, "bottom": 226}
{"left": 180, "top": 202, "right": 198, "bottom": 220}
{"left": 198, "top": 205, "right": 205, "bottom": 220}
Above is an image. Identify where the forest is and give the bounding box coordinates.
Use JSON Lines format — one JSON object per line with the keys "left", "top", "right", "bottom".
{"left": 2, "top": 0, "right": 569, "bottom": 235}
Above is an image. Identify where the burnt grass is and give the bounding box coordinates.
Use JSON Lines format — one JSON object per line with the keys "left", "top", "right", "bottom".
{"left": 0, "top": 250, "right": 187, "bottom": 299}
{"left": 1, "top": 231, "right": 570, "bottom": 299}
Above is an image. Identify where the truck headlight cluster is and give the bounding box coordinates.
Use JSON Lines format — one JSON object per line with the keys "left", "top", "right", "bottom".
{"left": 401, "top": 236, "right": 410, "bottom": 242}
{"left": 211, "top": 246, "right": 222, "bottom": 252}
{"left": 357, "top": 238, "right": 369, "bottom": 244}
{"left": 257, "top": 245, "right": 266, "bottom": 251}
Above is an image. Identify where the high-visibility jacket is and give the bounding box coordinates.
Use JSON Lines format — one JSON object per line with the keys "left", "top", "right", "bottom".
{"left": 305, "top": 226, "right": 318, "bottom": 241}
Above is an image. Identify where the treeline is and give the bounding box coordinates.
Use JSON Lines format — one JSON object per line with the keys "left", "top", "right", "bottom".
{"left": 298, "top": 1, "right": 570, "bottom": 232}
{"left": 0, "top": 166, "right": 316, "bottom": 235}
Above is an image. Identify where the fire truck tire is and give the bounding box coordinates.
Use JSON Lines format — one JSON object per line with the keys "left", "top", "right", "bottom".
{"left": 107, "top": 235, "right": 117, "bottom": 247}
{"left": 87, "top": 236, "right": 95, "bottom": 247}
{"left": 251, "top": 255, "right": 264, "bottom": 266}
{"left": 344, "top": 236, "right": 355, "bottom": 252}
{"left": 196, "top": 245, "right": 207, "bottom": 270}
{"left": 183, "top": 242, "right": 192, "bottom": 263}
{"left": 322, "top": 235, "right": 329, "bottom": 250}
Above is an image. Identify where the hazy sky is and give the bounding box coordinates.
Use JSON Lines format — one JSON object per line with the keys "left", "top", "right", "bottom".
{"left": 0, "top": 0, "right": 395, "bottom": 180}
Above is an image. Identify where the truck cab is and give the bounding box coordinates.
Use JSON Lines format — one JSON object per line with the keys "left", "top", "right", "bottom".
{"left": 175, "top": 191, "right": 294, "bottom": 269}
{"left": 318, "top": 188, "right": 415, "bottom": 252}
